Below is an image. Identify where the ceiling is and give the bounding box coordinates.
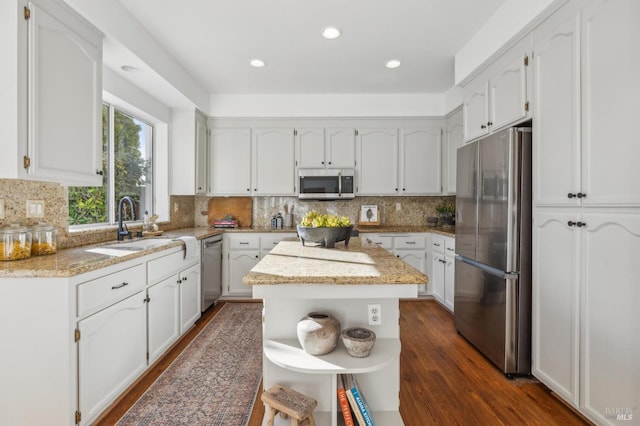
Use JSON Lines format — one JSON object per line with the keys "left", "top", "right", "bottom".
{"left": 113, "top": 0, "right": 506, "bottom": 96}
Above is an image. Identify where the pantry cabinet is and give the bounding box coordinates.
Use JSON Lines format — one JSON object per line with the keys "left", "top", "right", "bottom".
{"left": 463, "top": 36, "right": 531, "bottom": 142}
{"left": 296, "top": 128, "right": 356, "bottom": 169}
{"left": 24, "top": 0, "right": 103, "bottom": 186}
{"left": 531, "top": 1, "right": 640, "bottom": 424}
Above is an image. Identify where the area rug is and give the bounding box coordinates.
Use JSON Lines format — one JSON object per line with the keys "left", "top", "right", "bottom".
{"left": 118, "top": 303, "right": 263, "bottom": 426}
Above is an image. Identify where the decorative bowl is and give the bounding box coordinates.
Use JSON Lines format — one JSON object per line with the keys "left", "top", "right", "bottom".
{"left": 341, "top": 327, "right": 376, "bottom": 358}
{"left": 296, "top": 225, "right": 353, "bottom": 248}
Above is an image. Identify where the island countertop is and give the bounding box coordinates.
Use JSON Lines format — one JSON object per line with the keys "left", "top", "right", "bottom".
{"left": 243, "top": 237, "right": 428, "bottom": 285}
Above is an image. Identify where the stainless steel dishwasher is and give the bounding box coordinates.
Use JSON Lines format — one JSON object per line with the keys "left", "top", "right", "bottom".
{"left": 201, "top": 234, "right": 222, "bottom": 311}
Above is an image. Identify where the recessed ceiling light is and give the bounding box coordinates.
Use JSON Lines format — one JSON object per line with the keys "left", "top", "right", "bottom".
{"left": 121, "top": 65, "right": 142, "bottom": 73}
{"left": 249, "top": 59, "right": 266, "bottom": 68}
{"left": 321, "top": 26, "right": 341, "bottom": 40}
{"left": 385, "top": 60, "right": 401, "bottom": 69}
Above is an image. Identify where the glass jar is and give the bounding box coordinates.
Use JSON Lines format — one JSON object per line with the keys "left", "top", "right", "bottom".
{"left": 0, "top": 224, "right": 32, "bottom": 261}
{"left": 31, "top": 223, "right": 57, "bottom": 256}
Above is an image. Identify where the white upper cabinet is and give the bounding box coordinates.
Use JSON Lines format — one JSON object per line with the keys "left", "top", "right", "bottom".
{"left": 580, "top": 0, "right": 640, "bottom": 207}
{"left": 297, "top": 128, "right": 325, "bottom": 168}
{"left": 209, "top": 128, "right": 252, "bottom": 195}
{"left": 532, "top": 0, "right": 640, "bottom": 207}
{"left": 325, "top": 128, "right": 356, "bottom": 168}
{"left": 444, "top": 108, "right": 463, "bottom": 194}
{"left": 399, "top": 128, "right": 442, "bottom": 195}
{"left": 532, "top": 8, "right": 581, "bottom": 206}
{"left": 25, "top": 0, "right": 103, "bottom": 186}
{"left": 252, "top": 128, "right": 296, "bottom": 195}
{"left": 356, "top": 128, "right": 399, "bottom": 195}
{"left": 194, "top": 113, "right": 208, "bottom": 194}
{"left": 463, "top": 36, "right": 531, "bottom": 142}
{"left": 297, "top": 127, "right": 355, "bottom": 169}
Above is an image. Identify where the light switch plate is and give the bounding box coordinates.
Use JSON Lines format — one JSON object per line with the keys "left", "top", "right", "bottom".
{"left": 0, "top": 198, "right": 4, "bottom": 219}
{"left": 26, "top": 199, "right": 44, "bottom": 218}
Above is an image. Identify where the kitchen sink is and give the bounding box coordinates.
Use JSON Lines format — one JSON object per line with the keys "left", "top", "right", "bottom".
{"left": 86, "top": 237, "right": 177, "bottom": 257}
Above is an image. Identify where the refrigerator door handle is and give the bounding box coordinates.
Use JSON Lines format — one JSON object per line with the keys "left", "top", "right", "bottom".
{"left": 455, "top": 255, "right": 519, "bottom": 280}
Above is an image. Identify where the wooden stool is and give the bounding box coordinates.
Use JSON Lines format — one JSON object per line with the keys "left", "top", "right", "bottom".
{"left": 261, "top": 384, "right": 317, "bottom": 426}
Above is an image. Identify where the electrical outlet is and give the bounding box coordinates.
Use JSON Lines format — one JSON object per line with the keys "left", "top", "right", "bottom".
{"left": 26, "top": 199, "right": 44, "bottom": 218}
{"left": 396, "top": 202, "right": 401, "bottom": 211}
{"left": 174, "top": 202, "right": 179, "bottom": 213}
{"left": 368, "top": 304, "right": 382, "bottom": 325}
{"left": 0, "top": 198, "right": 4, "bottom": 219}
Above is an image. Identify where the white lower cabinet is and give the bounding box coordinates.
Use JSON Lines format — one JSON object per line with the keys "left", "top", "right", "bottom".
{"left": 533, "top": 211, "right": 640, "bottom": 424}
{"left": 430, "top": 235, "right": 455, "bottom": 312}
{"left": 179, "top": 263, "right": 201, "bottom": 334}
{"left": 147, "top": 275, "right": 181, "bottom": 364}
{"left": 78, "top": 291, "right": 147, "bottom": 425}
{"left": 223, "top": 233, "right": 296, "bottom": 297}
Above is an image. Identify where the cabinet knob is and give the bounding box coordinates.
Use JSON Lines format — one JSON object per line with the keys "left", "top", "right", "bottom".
{"left": 254, "top": 188, "right": 257, "bottom": 191}
{"left": 328, "top": 161, "right": 332, "bottom": 165}
{"left": 480, "top": 124, "right": 486, "bottom": 129}
{"left": 577, "top": 192, "right": 587, "bottom": 199}
{"left": 183, "top": 276, "right": 188, "bottom": 281}
{"left": 255, "top": 255, "right": 259, "bottom": 258}
{"left": 567, "top": 193, "right": 576, "bottom": 199}
{"left": 96, "top": 170, "right": 104, "bottom": 176}
{"left": 576, "top": 221, "right": 587, "bottom": 228}
{"left": 177, "top": 279, "right": 182, "bottom": 284}
{"left": 321, "top": 161, "right": 325, "bottom": 165}
{"left": 402, "top": 188, "right": 406, "bottom": 191}
{"left": 395, "top": 188, "right": 398, "bottom": 192}
{"left": 567, "top": 221, "right": 576, "bottom": 227}
{"left": 246, "top": 188, "right": 250, "bottom": 192}
{"left": 487, "top": 121, "right": 493, "bottom": 126}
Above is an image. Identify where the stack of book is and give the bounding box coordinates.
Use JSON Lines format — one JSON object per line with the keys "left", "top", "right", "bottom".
{"left": 212, "top": 219, "right": 238, "bottom": 228}
{"left": 337, "top": 374, "right": 375, "bottom": 426}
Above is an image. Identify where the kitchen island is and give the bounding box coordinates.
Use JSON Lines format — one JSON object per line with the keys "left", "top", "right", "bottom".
{"left": 243, "top": 237, "right": 427, "bottom": 426}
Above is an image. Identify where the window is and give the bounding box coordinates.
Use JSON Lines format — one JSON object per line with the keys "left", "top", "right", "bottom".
{"left": 69, "top": 103, "right": 154, "bottom": 226}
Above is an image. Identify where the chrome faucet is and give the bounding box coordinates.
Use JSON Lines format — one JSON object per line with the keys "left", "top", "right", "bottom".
{"left": 117, "top": 196, "right": 136, "bottom": 240}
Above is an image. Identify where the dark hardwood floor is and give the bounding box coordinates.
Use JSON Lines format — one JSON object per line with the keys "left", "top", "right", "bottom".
{"left": 98, "top": 300, "right": 589, "bottom": 426}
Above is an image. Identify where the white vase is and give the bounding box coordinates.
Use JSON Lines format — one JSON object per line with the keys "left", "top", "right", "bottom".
{"left": 296, "top": 312, "right": 340, "bottom": 355}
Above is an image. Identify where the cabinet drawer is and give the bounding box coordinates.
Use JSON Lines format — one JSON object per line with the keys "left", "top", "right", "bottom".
{"left": 260, "top": 233, "right": 296, "bottom": 250}
{"left": 148, "top": 250, "right": 184, "bottom": 284}
{"left": 77, "top": 264, "right": 146, "bottom": 317}
{"left": 431, "top": 236, "right": 445, "bottom": 254}
{"left": 444, "top": 238, "right": 456, "bottom": 257}
{"left": 395, "top": 236, "right": 426, "bottom": 250}
{"left": 362, "top": 234, "right": 393, "bottom": 250}
{"left": 228, "top": 235, "right": 260, "bottom": 250}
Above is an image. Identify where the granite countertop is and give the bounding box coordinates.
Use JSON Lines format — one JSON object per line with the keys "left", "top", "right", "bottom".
{"left": 0, "top": 225, "right": 453, "bottom": 278}
{"left": 243, "top": 237, "right": 429, "bottom": 286}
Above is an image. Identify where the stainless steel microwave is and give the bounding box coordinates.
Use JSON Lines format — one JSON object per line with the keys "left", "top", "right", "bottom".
{"left": 298, "top": 168, "right": 355, "bottom": 200}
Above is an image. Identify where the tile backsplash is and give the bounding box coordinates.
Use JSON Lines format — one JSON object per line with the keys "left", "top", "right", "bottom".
{"left": 1, "top": 179, "right": 453, "bottom": 249}
{"left": 196, "top": 195, "right": 455, "bottom": 228}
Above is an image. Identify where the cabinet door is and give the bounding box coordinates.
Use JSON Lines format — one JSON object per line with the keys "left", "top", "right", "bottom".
{"left": 445, "top": 109, "right": 464, "bottom": 194}
{"left": 531, "top": 212, "right": 580, "bottom": 407}
{"left": 195, "top": 114, "right": 208, "bottom": 194}
{"left": 581, "top": 0, "right": 640, "bottom": 207}
{"left": 443, "top": 255, "right": 455, "bottom": 312}
{"left": 395, "top": 250, "right": 426, "bottom": 273}
{"left": 27, "top": 1, "right": 102, "bottom": 186}
{"left": 209, "top": 128, "right": 252, "bottom": 195}
{"left": 581, "top": 213, "right": 640, "bottom": 423}
{"left": 297, "top": 128, "right": 325, "bottom": 168}
{"left": 228, "top": 251, "right": 259, "bottom": 296}
{"left": 326, "top": 128, "right": 356, "bottom": 168}
{"left": 532, "top": 9, "right": 581, "bottom": 206}
{"left": 463, "top": 81, "right": 489, "bottom": 142}
{"left": 489, "top": 47, "right": 529, "bottom": 132}
{"left": 400, "top": 129, "right": 442, "bottom": 195}
{"left": 252, "top": 128, "right": 295, "bottom": 195}
{"left": 431, "top": 253, "right": 446, "bottom": 304}
{"left": 179, "top": 264, "right": 201, "bottom": 333}
{"left": 78, "top": 292, "right": 147, "bottom": 424}
{"left": 148, "top": 275, "right": 180, "bottom": 363}
{"left": 356, "top": 128, "right": 398, "bottom": 195}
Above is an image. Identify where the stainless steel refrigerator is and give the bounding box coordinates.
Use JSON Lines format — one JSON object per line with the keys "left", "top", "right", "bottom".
{"left": 454, "top": 126, "right": 532, "bottom": 376}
